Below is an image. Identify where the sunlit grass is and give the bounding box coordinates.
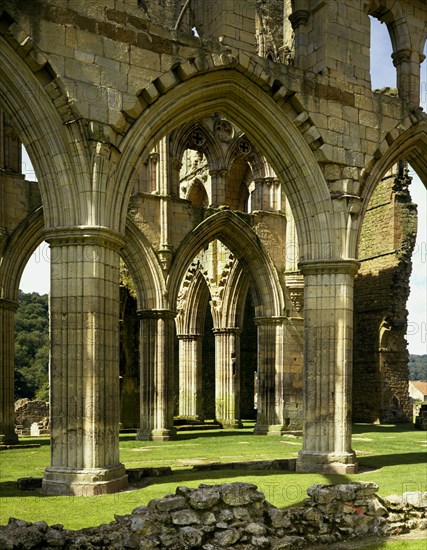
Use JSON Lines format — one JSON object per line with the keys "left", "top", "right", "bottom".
{"left": 362, "top": 541, "right": 427, "bottom": 550}
{"left": 0, "top": 423, "right": 426, "bottom": 532}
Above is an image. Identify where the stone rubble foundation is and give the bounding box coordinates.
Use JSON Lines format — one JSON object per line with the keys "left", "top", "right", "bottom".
{"left": 0, "top": 482, "right": 426, "bottom": 549}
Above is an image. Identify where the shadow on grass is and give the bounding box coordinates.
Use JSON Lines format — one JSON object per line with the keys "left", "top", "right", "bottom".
{"left": 352, "top": 423, "right": 416, "bottom": 434}
{"left": 119, "top": 429, "right": 259, "bottom": 442}
{"left": 176, "top": 430, "right": 255, "bottom": 441}
{"left": 358, "top": 452, "right": 427, "bottom": 469}
{"left": 0, "top": 481, "right": 43, "bottom": 499}
{"left": 0, "top": 469, "right": 309, "bottom": 500}
{"left": 14, "top": 437, "right": 51, "bottom": 446}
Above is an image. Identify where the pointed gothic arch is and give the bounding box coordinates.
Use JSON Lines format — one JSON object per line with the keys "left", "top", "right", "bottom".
{"left": 0, "top": 14, "right": 81, "bottom": 229}
{"left": 358, "top": 119, "right": 427, "bottom": 249}
{"left": 176, "top": 269, "right": 211, "bottom": 336}
{"left": 116, "top": 65, "right": 332, "bottom": 261}
{"left": 0, "top": 207, "right": 45, "bottom": 301}
{"left": 123, "top": 217, "right": 166, "bottom": 310}
{"left": 167, "top": 210, "right": 285, "bottom": 319}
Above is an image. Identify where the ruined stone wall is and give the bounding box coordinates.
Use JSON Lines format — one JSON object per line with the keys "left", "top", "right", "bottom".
{"left": 353, "top": 169, "right": 417, "bottom": 423}
{"left": 14, "top": 399, "right": 49, "bottom": 435}
{"left": 1, "top": 482, "right": 426, "bottom": 548}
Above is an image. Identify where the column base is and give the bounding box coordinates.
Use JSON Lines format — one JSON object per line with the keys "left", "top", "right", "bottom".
{"left": 217, "top": 419, "right": 243, "bottom": 429}
{"left": 253, "top": 423, "right": 290, "bottom": 436}
{"left": 0, "top": 432, "right": 19, "bottom": 445}
{"left": 42, "top": 464, "right": 128, "bottom": 496}
{"left": 296, "top": 451, "right": 358, "bottom": 474}
{"left": 174, "top": 415, "right": 205, "bottom": 424}
{"left": 136, "top": 428, "right": 177, "bottom": 441}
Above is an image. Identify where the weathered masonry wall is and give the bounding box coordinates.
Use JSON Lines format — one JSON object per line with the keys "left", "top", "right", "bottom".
{"left": 354, "top": 167, "right": 417, "bottom": 423}
{"left": 1, "top": 482, "right": 426, "bottom": 549}
{"left": 0, "top": 0, "right": 426, "bottom": 494}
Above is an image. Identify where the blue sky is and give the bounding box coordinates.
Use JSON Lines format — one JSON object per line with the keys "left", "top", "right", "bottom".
{"left": 19, "top": 18, "right": 426, "bottom": 354}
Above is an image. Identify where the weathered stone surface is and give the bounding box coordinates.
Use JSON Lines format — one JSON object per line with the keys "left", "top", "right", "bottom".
{"left": 14, "top": 399, "right": 49, "bottom": 435}
{"left": 1, "top": 483, "right": 426, "bottom": 548}
{"left": 188, "top": 487, "right": 221, "bottom": 510}
{"left": 171, "top": 509, "right": 201, "bottom": 525}
{"left": 213, "top": 527, "right": 241, "bottom": 546}
{"left": 150, "top": 495, "right": 187, "bottom": 512}
{"left": 1, "top": 0, "right": 425, "bottom": 495}
{"left": 179, "top": 525, "right": 203, "bottom": 547}
{"left": 220, "top": 482, "right": 261, "bottom": 506}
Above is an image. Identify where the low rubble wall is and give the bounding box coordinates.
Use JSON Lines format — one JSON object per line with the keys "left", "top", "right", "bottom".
{"left": 0, "top": 482, "right": 425, "bottom": 549}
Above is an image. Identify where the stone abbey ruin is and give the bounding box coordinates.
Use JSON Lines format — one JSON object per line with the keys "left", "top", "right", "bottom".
{"left": 0, "top": 0, "right": 426, "bottom": 496}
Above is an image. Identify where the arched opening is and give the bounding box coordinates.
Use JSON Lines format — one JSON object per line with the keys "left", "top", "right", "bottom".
{"left": 179, "top": 150, "right": 210, "bottom": 207}
{"left": 116, "top": 70, "right": 327, "bottom": 442}
{"left": 0, "top": 123, "right": 51, "bottom": 437}
{"left": 117, "top": 69, "right": 331, "bottom": 260}
{"left": 173, "top": 238, "right": 258, "bottom": 430}
{"left": 354, "top": 162, "right": 416, "bottom": 423}
{"left": 118, "top": 261, "right": 140, "bottom": 430}
{"left": 370, "top": 16, "right": 396, "bottom": 91}
{"left": 201, "top": 305, "right": 216, "bottom": 419}
{"left": 240, "top": 290, "right": 257, "bottom": 420}
{"left": 226, "top": 157, "right": 251, "bottom": 212}
{"left": 407, "top": 168, "right": 427, "bottom": 362}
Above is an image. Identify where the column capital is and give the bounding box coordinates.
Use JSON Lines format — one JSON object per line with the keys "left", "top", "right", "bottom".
{"left": 0, "top": 297, "right": 18, "bottom": 311}
{"left": 298, "top": 259, "right": 360, "bottom": 277}
{"left": 289, "top": 9, "right": 310, "bottom": 29}
{"left": 137, "top": 308, "right": 176, "bottom": 320}
{"left": 209, "top": 169, "right": 228, "bottom": 178}
{"left": 176, "top": 333, "right": 202, "bottom": 340}
{"left": 391, "top": 48, "right": 412, "bottom": 67}
{"left": 45, "top": 226, "right": 126, "bottom": 252}
{"left": 255, "top": 316, "right": 287, "bottom": 326}
{"left": 212, "top": 327, "right": 241, "bottom": 335}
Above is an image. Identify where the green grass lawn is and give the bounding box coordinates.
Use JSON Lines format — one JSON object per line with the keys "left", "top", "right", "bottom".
{"left": 361, "top": 541, "right": 426, "bottom": 550}
{"left": 1, "top": 423, "right": 426, "bottom": 539}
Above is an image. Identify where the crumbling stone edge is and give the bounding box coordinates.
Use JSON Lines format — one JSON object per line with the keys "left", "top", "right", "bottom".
{"left": 0, "top": 482, "right": 426, "bottom": 549}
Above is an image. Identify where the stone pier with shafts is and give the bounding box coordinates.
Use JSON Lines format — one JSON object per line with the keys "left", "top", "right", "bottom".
{"left": 0, "top": 0, "right": 425, "bottom": 495}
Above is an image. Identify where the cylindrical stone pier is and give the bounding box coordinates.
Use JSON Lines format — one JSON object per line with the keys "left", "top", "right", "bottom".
{"left": 177, "top": 334, "right": 203, "bottom": 421}
{"left": 296, "top": 259, "right": 360, "bottom": 474}
{"left": 42, "top": 228, "right": 128, "bottom": 496}
{"left": 0, "top": 298, "right": 19, "bottom": 444}
{"left": 137, "top": 309, "right": 176, "bottom": 441}
{"left": 214, "top": 327, "right": 242, "bottom": 429}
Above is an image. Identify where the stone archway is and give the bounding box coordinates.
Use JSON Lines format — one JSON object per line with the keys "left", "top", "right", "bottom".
{"left": 0, "top": 19, "right": 129, "bottom": 496}
{"left": 0, "top": 207, "right": 45, "bottom": 444}
{"left": 113, "top": 62, "right": 364, "bottom": 473}
{"left": 115, "top": 66, "right": 333, "bottom": 261}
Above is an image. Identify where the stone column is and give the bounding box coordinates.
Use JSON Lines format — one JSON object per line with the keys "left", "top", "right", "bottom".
{"left": 214, "top": 328, "right": 242, "bottom": 429}
{"left": 253, "top": 317, "right": 289, "bottom": 435}
{"left": 157, "top": 137, "right": 174, "bottom": 271}
{"left": 137, "top": 309, "right": 177, "bottom": 441}
{"left": 288, "top": 5, "right": 310, "bottom": 69}
{"left": 177, "top": 334, "right": 203, "bottom": 421}
{"left": 252, "top": 178, "right": 265, "bottom": 211}
{"left": 42, "top": 229, "right": 128, "bottom": 496}
{"left": 296, "top": 259, "right": 360, "bottom": 474}
{"left": 209, "top": 169, "right": 227, "bottom": 207}
{"left": 392, "top": 49, "right": 424, "bottom": 107}
{"left": 0, "top": 298, "right": 19, "bottom": 444}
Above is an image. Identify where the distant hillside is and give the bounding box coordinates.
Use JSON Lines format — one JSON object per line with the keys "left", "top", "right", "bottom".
{"left": 409, "top": 354, "right": 427, "bottom": 381}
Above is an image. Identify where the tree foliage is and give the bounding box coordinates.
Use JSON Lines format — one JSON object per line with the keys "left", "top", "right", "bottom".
{"left": 409, "top": 354, "right": 427, "bottom": 381}
{"left": 14, "top": 290, "right": 49, "bottom": 400}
